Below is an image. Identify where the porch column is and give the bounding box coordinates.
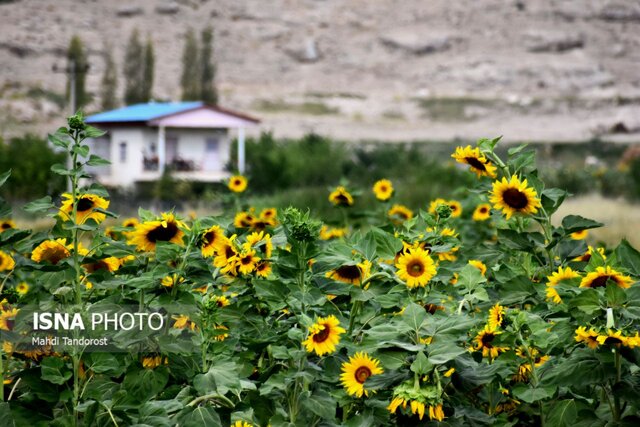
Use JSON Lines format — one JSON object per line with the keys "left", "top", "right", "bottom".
{"left": 158, "top": 125, "right": 166, "bottom": 174}
{"left": 237, "top": 127, "right": 246, "bottom": 174}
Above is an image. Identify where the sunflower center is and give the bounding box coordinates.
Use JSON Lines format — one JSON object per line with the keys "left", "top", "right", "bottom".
{"left": 604, "top": 336, "right": 622, "bottom": 345}
{"left": 240, "top": 255, "right": 253, "bottom": 265}
{"left": 76, "top": 198, "right": 94, "bottom": 212}
{"left": 355, "top": 366, "right": 372, "bottom": 384}
{"left": 336, "top": 265, "right": 362, "bottom": 280}
{"left": 1, "top": 223, "right": 10, "bottom": 229}
{"left": 312, "top": 325, "right": 330, "bottom": 343}
{"left": 502, "top": 189, "right": 529, "bottom": 209}
{"left": 481, "top": 333, "right": 495, "bottom": 347}
{"left": 233, "top": 179, "right": 242, "bottom": 186}
{"left": 335, "top": 194, "right": 349, "bottom": 204}
{"left": 480, "top": 207, "right": 488, "bottom": 213}
{"left": 590, "top": 275, "right": 612, "bottom": 288}
{"left": 225, "top": 246, "right": 236, "bottom": 258}
{"left": 252, "top": 220, "right": 267, "bottom": 231}
{"left": 407, "top": 260, "right": 425, "bottom": 277}
{"left": 203, "top": 231, "right": 218, "bottom": 245}
{"left": 465, "top": 157, "right": 487, "bottom": 171}
{"left": 146, "top": 222, "right": 179, "bottom": 243}
{"left": 379, "top": 185, "right": 388, "bottom": 192}
{"left": 44, "top": 247, "right": 69, "bottom": 265}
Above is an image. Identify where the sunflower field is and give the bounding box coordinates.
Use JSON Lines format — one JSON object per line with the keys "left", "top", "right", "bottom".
{"left": 1, "top": 115, "right": 640, "bottom": 427}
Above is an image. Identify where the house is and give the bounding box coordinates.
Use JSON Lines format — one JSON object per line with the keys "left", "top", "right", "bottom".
{"left": 85, "top": 102, "right": 259, "bottom": 188}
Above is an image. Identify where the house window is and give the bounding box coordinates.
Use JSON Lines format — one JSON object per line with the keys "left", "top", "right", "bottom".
{"left": 119, "top": 142, "right": 127, "bottom": 163}
{"left": 206, "top": 138, "right": 219, "bottom": 152}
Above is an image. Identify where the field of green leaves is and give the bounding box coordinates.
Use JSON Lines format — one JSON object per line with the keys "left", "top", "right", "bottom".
{"left": 0, "top": 115, "right": 639, "bottom": 426}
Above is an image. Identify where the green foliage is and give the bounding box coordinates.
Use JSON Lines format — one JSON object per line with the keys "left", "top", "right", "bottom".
{"left": 200, "top": 26, "right": 217, "bottom": 105}
{"left": 66, "top": 35, "right": 89, "bottom": 108}
{"left": 124, "top": 29, "right": 144, "bottom": 105}
{"left": 100, "top": 44, "right": 118, "bottom": 110}
{"left": 181, "top": 28, "right": 200, "bottom": 101}
{"left": 0, "top": 134, "right": 66, "bottom": 199}
{"left": 142, "top": 38, "right": 155, "bottom": 103}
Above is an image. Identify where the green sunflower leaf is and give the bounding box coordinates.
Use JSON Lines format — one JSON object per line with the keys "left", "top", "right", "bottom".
{"left": 512, "top": 384, "right": 556, "bottom": 403}
{"left": 0, "top": 169, "right": 10, "bottom": 188}
{"left": 545, "top": 399, "right": 577, "bottom": 427}
{"left": 614, "top": 239, "right": 640, "bottom": 276}
{"left": 569, "top": 289, "right": 602, "bottom": 315}
{"left": 41, "top": 357, "right": 72, "bottom": 385}
{"left": 23, "top": 196, "right": 54, "bottom": 214}
{"left": 561, "top": 215, "right": 603, "bottom": 234}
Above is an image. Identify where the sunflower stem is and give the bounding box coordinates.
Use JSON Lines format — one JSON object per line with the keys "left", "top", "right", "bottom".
{"left": 0, "top": 344, "right": 4, "bottom": 402}
{"left": 613, "top": 351, "right": 622, "bottom": 420}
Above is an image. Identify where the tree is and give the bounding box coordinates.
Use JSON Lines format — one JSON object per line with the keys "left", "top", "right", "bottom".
{"left": 200, "top": 26, "right": 218, "bottom": 104}
{"left": 141, "top": 38, "right": 155, "bottom": 102}
{"left": 66, "top": 35, "right": 89, "bottom": 109}
{"left": 0, "top": 135, "right": 66, "bottom": 199}
{"left": 100, "top": 44, "right": 118, "bottom": 110}
{"left": 124, "top": 29, "right": 144, "bottom": 104}
{"left": 180, "top": 28, "right": 200, "bottom": 101}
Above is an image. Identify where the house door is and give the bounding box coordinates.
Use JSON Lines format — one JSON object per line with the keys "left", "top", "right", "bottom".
{"left": 203, "top": 138, "right": 220, "bottom": 171}
{"left": 166, "top": 136, "right": 178, "bottom": 166}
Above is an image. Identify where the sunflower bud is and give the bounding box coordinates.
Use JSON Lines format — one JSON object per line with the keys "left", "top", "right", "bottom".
{"left": 281, "top": 207, "right": 321, "bottom": 243}
{"left": 436, "top": 204, "right": 452, "bottom": 220}
{"left": 67, "top": 114, "right": 86, "bottom": 132}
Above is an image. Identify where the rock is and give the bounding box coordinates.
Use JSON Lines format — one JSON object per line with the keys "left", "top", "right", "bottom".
{"left": 599, "top": 3, "right": 640, "bottom": 22}
{"left": 116, "top": 6, "right": 144, "bottom": 17}
{"left": 0, "top": 41, "right": 35, "bottom": 58}
{"left": 285, "top": 38, "right": 321, "bottom": 63}
{"left": 156, "top": 1, "right": 180, "bottom": 15}
{"left": 524, "top": 31, "right": 584, "bottom": 53}
{"left": 379, "top": 29, "right": 453, "bottom": 55}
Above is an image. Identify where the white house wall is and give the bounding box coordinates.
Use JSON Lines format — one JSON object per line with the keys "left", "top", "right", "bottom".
{"left": 163, "top": 128, "right": 230, "bottom": 172}
{"left": 108, "top": 127, "right": 145, "bottom": 187}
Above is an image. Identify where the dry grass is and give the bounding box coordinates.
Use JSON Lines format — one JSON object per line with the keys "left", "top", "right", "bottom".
{"left": 554, "top": 194, "right": 640, "bottom": 247}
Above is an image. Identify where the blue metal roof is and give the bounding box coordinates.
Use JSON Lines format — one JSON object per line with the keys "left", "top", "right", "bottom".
{"left": 86, "top": 102, "right": 203, "bottom": 123}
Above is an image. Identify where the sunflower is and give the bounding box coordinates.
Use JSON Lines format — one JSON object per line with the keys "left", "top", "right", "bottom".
{"left": 15, "top": 282, "right": 29, "bottom": 296}
{"left": 213, "top": 324, "right": 229, "bottom": 341}
{"left": 234, "top": 211, "right": 255, "bottom": 228}
{"left": 597, "top": 329, "right": 631, "bottom": 347}
{"left": 428, "top": 404, "right": 445, "bottom": 422}
{"left": 489, "top": 175, "right": 541, "bottom": 219}
{"left": 319, "top": 225, "right": 347, "bottom": 240}
{"left": 571, "top": 229, "right": 589, "bottom": 240}
{"left": 127, "top": 213, "right": 185, "bottom": 252}
{"left": 0, "top": 307, "right": 18, "bottom": 331}
{"left": 474, "top": 326, "right": 509, "bottom": 359}
{"left": 213, "top": 237, "right": 239, "bottom": 271}
{"left": 233, "top": 249, "right": 260, "bottom": 275}
{"left": 487, "top": 304, "right": 506, "bottom": 330}
{"left": 260, "top": 207, "right": 277, "bottom": 221}
{"left": 448, "top": 200, "right": 462, "bottom": 218}
{"left": 329, "top": 186, "right": 354, "bottom": 207}
{"left": 30, "top": 238, "right": 72, "bottom": 264}
{"left": 469, "top": 260, "right": 487, "bottom": 276}
{"left": 573, "top": 246, "right": 606, "bottom": 263}
{"left": 0, "top": 250, "right": 15, "bottom": 271}
{"left": 340, "top": 352, "right": 383, "bottom": 397}
{"left": 255, "top": 260, "right": 272, "bottom": 278}
{"left": 231, "top": 421, "right": 253, "bottom": 427}
{"left": 82, "top": 256, "right": 121, "bottom": 273}
{"left": 122, "top": 217, "right": 139, "bottom": 228}
{"left": 574, "top": 326, "right": 600, "bottom": 349}
{"left": 388, "top": 204, "right": 413, "bottom": 223}
{"left": 0, "top": 219, "right": 16, "bottom": 232}
{"left": 161, "top": 274, "right": 184, "bottom": 288}
{"left": 172, "top": 315, "right": 196, "bottom": 330}
{"left": 302, "top": 315, "right": 346, "bottom": 356}
{"left": 580, "top": 266, "right": 634, "bottom": 289}
{"left": 373, "top": 179, "right": 394, "bottom": 201}
{"left": 244, "top": 231, "right": 273, "bottom": 259}
{"left": 142, "top": 355, "right": 167, "bottom": 369}
{"left": 228, "top": 175, "right": 248, "bottom": 193}
{"left": 396, "top": 247, "right": 437, "bottom": 289}
{"left": 428, "top": 198, "right": 447, "bottom": 216}
{"left": 472, "top": 203, "right": 491, "bottom": 221}
{"left": 451, "top": 145, "right": 498, "bottom": 178}
{"left": 58, "top": 193, "right": 109, "bottom": 224}
{"left": 545, "top": 266, "right": 580, "bottom": 303}
{"left": 201, "top": 225, "right": 226, "bottom": 258}
{"left": 326, "top": 260, "right": 371, "bottom": 286}
{"left": 514, "top": 347, "right": 550, "bottom": 382}
{"left": 212, "top": 295, "right": 230, "bottom": 307}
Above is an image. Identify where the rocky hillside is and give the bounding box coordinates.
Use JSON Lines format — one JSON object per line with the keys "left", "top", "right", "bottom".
{"left": 1, "top": 0, "right": 640, "bottom": 143}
